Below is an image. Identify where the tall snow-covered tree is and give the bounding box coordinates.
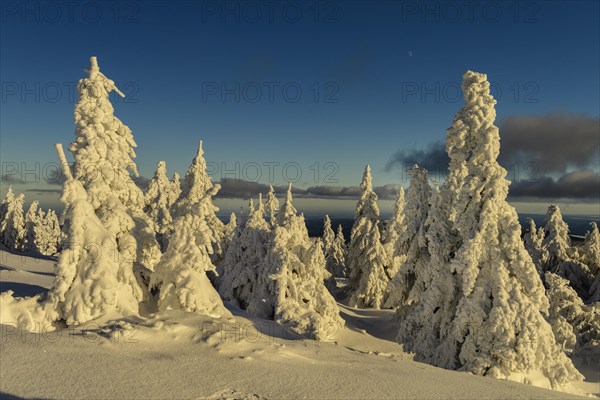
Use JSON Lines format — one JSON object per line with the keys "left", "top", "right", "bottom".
{"left": 48, "top": 144, "right": 140, "bottom": 325}
{"left": 172, "top": 141, "right": 225, "bottom": 263}
{"left": 542, "top": 205, "right": 593, "bottom": 298}
{"left": 347, "top": 165, "right": 389, "bottom": 309}
{"left": 383, "top": 187, "right": 406, "bottom": 278}
{"left": 397, "top": 71, "right": 581, "bottom": 388}
{"left": 265, "top": 184, "right": 279, "bottom": 227}
{"left": 219, "top": 196, "right": 270, "bottom": 308}
{"left": 150, "top": 181, "right": 229, "bottom": 317}
{"left": 67, "top": 55, "right": 159, "bottom": 309}
{"left": 144, "top": 160, "right": 173, "bottom": 233}
{"left": 69, "top": 57, "right": 160, "bottom": 276}
{"left": 384, "top": 165, "right": 432, "bottom": 309}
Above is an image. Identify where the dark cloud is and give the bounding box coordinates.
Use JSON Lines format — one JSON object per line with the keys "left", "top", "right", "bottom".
{"left": 385, "top": 114, "right": 600, "bottom": 200}
{"left": 45, "top": 170, "right": 67, "bottom": 185}
{"left": 215, "top": 179, "right": 401, "bottom": 201}
{"left": 2, "top": 174, "right": 24, "bottom": 184}
{"left": 216, "top": 179, "right": 303, "bottom": 199}
{"left": 25, "top": 188, "right": 62, "bottom": 195}
{"left": 305, "top": 185, "right": 360, "bottom": 198}
{"left": 509, "top": 169, "right": 600, "bottom": 200}
{"left": 374, "top": 184, "right": 401, "bottom": 200}
{"left": 385, "top": 140, "right": 449, "bottom": 174}
{"left": 386, "top": 114, "right": 599, "bottom": 176}
{"left": 499, "top": 114, "right": 599, "bottom": 174}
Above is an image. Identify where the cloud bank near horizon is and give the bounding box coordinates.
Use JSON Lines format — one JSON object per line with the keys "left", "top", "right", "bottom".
{"left": 385, "top": 114, "right": 600, "bottom": 200}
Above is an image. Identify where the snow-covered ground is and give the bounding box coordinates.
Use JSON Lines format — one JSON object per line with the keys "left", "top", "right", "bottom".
{"left": 0, "top": 249, "right": 597, "bottom": 399}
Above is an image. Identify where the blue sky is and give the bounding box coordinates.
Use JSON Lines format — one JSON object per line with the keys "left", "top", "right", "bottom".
{"left": 1, "top": 0, "right": 599, "bottom": 215}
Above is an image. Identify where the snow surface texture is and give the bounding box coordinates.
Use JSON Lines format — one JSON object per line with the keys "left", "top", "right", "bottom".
{"left": 0, "top": 250, "right": 596, "bottom": 399}
{"left": 395, "top": 71, "right": 583, "bottom": 389}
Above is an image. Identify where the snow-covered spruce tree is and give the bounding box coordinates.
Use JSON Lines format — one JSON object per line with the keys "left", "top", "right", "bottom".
{"left": 580, "top": 222, "right": 600, "bottom": 277}
{"left": 0, "top": 185, "right": 15, "bottom": 230}
{"left": 331, "top": 224, "right": 348, "bottom": 277}
{"left": 150, "top": 183, "right": 229, "bottom": 317}
{"left": 524, "top": 218, "right": 547, "bottom": 276}
{"left": 47, "top": 144, "right": 140, "bottom": 325}
{"left": 1, "top": 189, "right": 26, "bottom": 251}
{"left": 396, "top": 76, "right": 498, "bottom": 365}
{"left": 0, "top": 186, "right": 12, "bottom": 224}
{"left": 216, "top": 200, "right": 250, "bottom": 283}
{"left": 265, "top": 184, "right": 279, "bottom": 227}
{"left": 383, "top": 187, "right": 406, "bottom": 278}
{"left": 384, "top": 165, "right": 432, "bottom": 309}
{"left": 68, "top": 57, "right": 160, "bottom": 294}
{"left": 545, "top": 272, "right": 600, "bottom": 354}
{"left": 219, "top": 196, "right": 271, "bottom": 308}
{"left": 322, "top": 215, "right": 335, "bottom": 250}
{"left": 396, "top": 183, "right": 463, "bottom": 367}
{"left": 1, "top": 186, "right": 16, "bottom": 248}
{"left": 144, "top": 161, "right": 173, "bottom": 234}
{"left": 247, "top": 184, "right": 344, "bottom": 340}
{"left": 23, "top": 201, "right": 41, "bottom": 253}
{"left": 542, "top": 205, "right": 594, "bottom": 298}
{"left": 321, "top": 215, "right": 338, "bottom": 276}
{"left": 169, "top": 172, "right": 181, "bottom": 208}
{"left": 347, "top": 165, "right": 389, "bottom": 309}
{"left": 172, "top": 141, "right": 225, "bottom": 264}
{"left": 399, "top": 71, "right": 581, "bottom": 388}
{"left": 217, "top": 211, "right": 238, "bottom": 271}
{"left": 542, "top": 205, "right": 574, "bottom": 267}
{"left": 223, "top": 212, "right": 238, "bottom": 247}
{"left": 38, "top": 208, "right": 62, "bottom": 255}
